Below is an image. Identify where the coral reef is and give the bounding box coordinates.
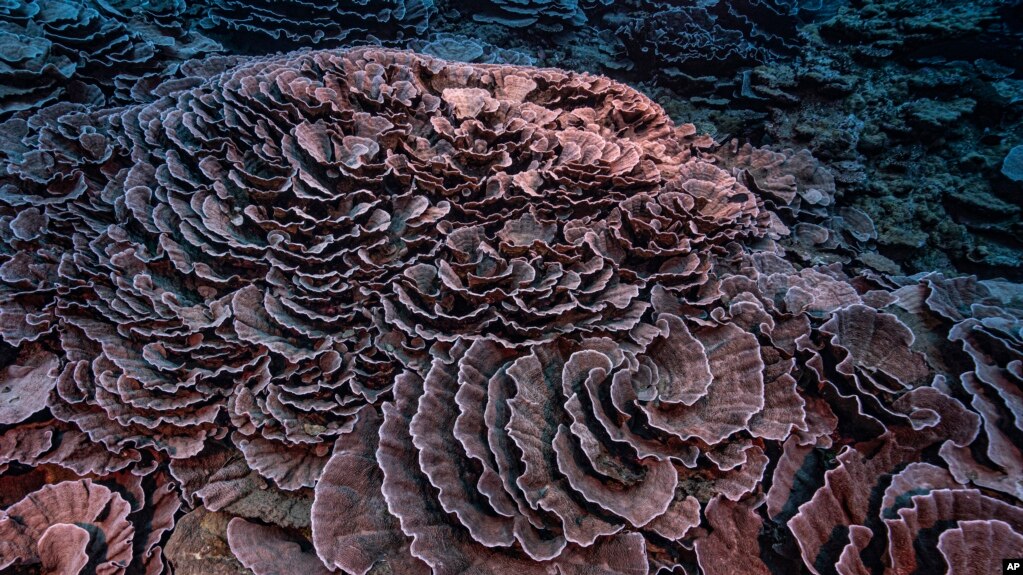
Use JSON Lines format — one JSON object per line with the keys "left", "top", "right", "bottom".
{"left": 406, "top": 33, "right": 535, "bottom": 66}
{"left": 417, "top": 0, "right": 813, "bottom": 88}
{"left": 1, "top": 47, "right": 1021, "bottom": 575}
{"left": 726, "top": 0, "right": 1023, "bottom": 279}
{"left": 456, "top": 0, "right": 586, "bottom": 31}
{"left": 3, "top": 0, "right": 1015, "bottom": 279}
{"left": 614, "top": 0, "right": 803, "bottom": 79}
{"left": 0, "top": 0, "right": 219, "bottom": 118}
{"left": 195, "top": 0, "right": 435, "bottom": 53}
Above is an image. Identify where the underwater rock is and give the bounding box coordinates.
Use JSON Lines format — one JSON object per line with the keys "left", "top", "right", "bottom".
{"left": 818, "top": 0, "right": 1022, "bottom": 64}
{"left": 1004, "top": 145, "right": 1023, "bottom": 182}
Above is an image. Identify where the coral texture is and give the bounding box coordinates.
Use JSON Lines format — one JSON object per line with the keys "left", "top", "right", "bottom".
{"left": 739, "top": 0, "right": 1023, "bottom": 278}
{"left": 0, "top": 0, "right": 218, "bottom": 118}
{"left": 196, "top": 0, "right": 435, "bottom": 53}
{"left": 617, "top": 6, "right": 767, "bottom": 77}
{"left": 407, "top": 33, "right": 536, "bottom": 66}
{"left": 1, "top": 47, "right": 1022, "bottom": 575}
{"left": 451, "top": 0, "right": 586, "bottom": 31}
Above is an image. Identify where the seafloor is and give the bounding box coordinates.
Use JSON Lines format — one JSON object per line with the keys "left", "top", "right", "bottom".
{"left": 0, "top": 1, "right": 1021, "bottom": 574}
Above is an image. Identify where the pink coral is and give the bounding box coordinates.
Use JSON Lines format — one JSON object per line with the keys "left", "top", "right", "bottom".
{"left": 0, "top": 48, "right": 1021, "bottom": 575}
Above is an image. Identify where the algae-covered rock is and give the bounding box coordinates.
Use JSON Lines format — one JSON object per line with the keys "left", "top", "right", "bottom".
{"left": 901, "top": 98, "right": 976, "bottom": 131}
{"left": 1003, "top": 145, "right": 1023, "bottom": 182}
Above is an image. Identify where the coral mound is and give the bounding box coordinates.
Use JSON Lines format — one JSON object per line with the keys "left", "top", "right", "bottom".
{"left": 1, "top": 47, "right": 1022, "bottom": 575}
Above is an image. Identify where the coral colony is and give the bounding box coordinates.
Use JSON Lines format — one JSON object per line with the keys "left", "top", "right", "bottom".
{"left": 0, "top": 1, "right": 1021, "bottom": 575}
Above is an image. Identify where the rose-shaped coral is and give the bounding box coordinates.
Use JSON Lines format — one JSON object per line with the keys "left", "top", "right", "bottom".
{"left": 344, "top": 306, "right": 790, "bottom": 571}
{"left": 1, "top": 47, "right": 1022, "bottom": 575}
